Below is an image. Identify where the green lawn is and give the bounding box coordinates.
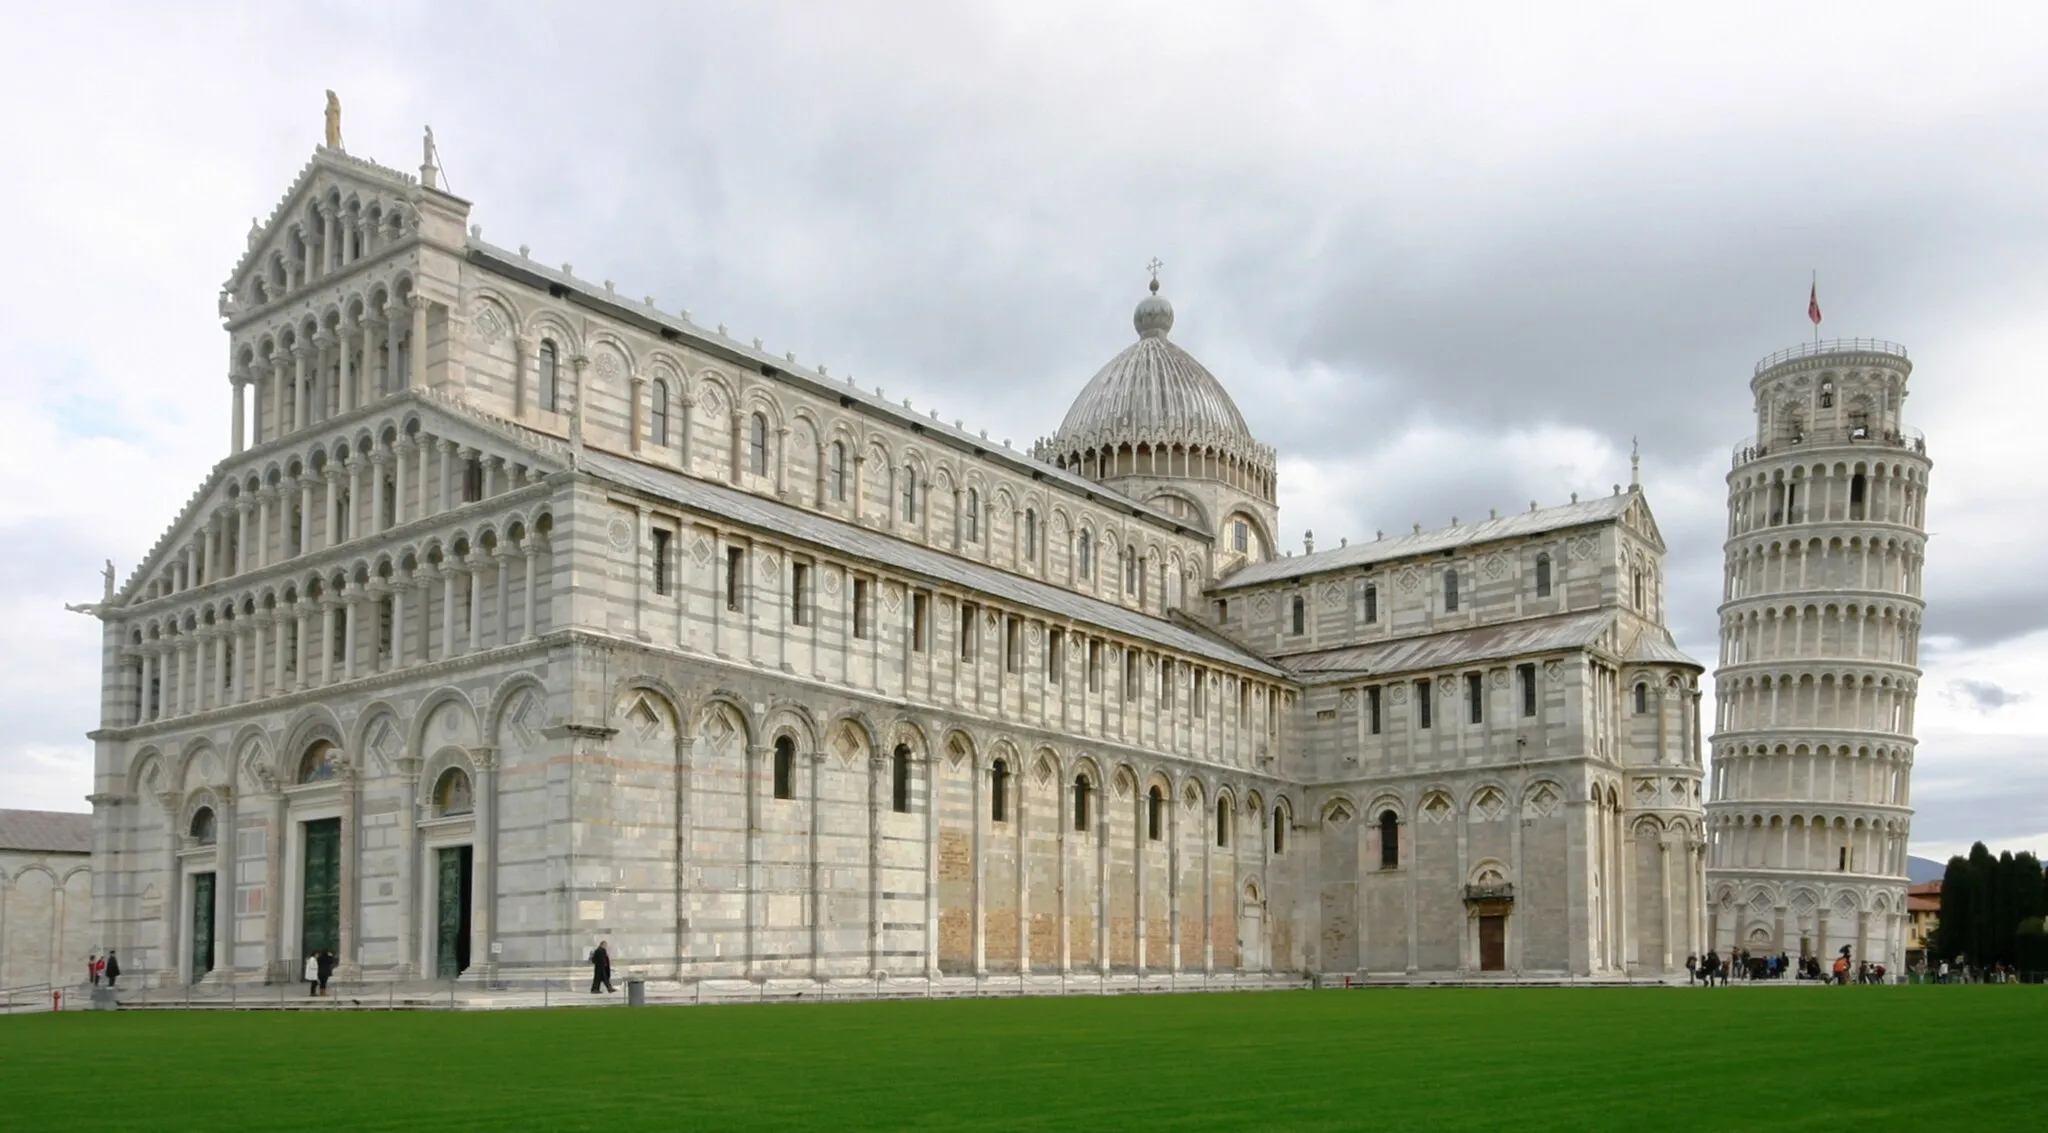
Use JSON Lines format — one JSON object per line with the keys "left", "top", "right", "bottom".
{"left": 0, "top": 987, "right": 2036, "bottom": 1130}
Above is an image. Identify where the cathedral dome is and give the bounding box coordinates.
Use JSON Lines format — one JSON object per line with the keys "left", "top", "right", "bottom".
{"left": 1051, "top": 283, "right": 1258, "bottom": 450}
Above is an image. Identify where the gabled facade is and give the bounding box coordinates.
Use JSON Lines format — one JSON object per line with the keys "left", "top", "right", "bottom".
{"left": 84, "top": 134, "right": 1703, "bottom": 992}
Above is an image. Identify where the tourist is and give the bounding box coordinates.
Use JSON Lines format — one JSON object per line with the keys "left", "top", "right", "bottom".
{"left": 591, "top": 940, "right": 614, "bottom": 994}
{"left": 88, "top": 952, "right": 101, "bottom": 987}
{"left": 104, "top": 950, "right": 120, "bottom": 988}
{"left": 1686, "top": 953, "right": 1698, "bottom": 985}
{"left": 1832, "top": 953, "right": 1850, "bottom": 985}
{"left": 305, "top": 952, "right": 321, "bottom": 997}
{"left": 317, "top": 950, "right": 336, "bottom": 996}
{"left": 1777, "top": 952, "right": 1789, "bottom": 980}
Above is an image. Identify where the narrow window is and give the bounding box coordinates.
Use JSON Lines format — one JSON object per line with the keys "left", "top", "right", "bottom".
{"left": 1820, "top": 381, "right": 1835, "bottom": 409}
{"left": 1291, "top": 595, "right": 1306, "bottom": 635}
{"left": 1193, "top": 668, "right": 1207, "bottom": 716}
{"left": 538, "top": 339, "right": 559, "bottom": 412}
{"left": 1379, "top": 810, "right": 1399, "bottom": 869}
{"left": 1233, "top": 520, "right": 1248, "bottom": 554}
{"left": 1160, "top": 660, "right": 1174, "bottom": 711}
{"left": 1850, "top": 473, "right": 1868, "bottom": 519}
{"left": 377, "top": 594, "right": 394, "bottom": 658}
{"left": 724, "top": 546, "right": 744, "bottom": 612}
{"left": 1535, "top": 553, "right": 1552, "bottom": 598}
{"left": 959, "top": 602, "right": 977, "bottom": 660}
{"left": 1364, "top": 583, "right": 1378, "bottom": 624}
{"left": 1126, "top": 651, "right": 1141, "bottom": 701}
{"left": 912, "top": 592, "right": 929, "bottom": 653}
{"left": 748, "top": 412, "right": 769, "bottom": 476}
{"left": 828, "top": 442, "right": 847, "bottom": 501}
{"left": 650, "top": 381, "right": 669, "bottom": 447}
{"left": 462, "top": 458, "right": 484, "bottom": 503}
{"left": 1518, "top": 663, "right": 1537, "bottom": 718}
{"left": 1214, "top": 599, "right": 1227, "bottom": 624}
{"left": 1072, "top": 775, "right": 1091, "bottom": 831}
{"left": 1838, "top": 846, "right": 1849, "bottom": 872}
{"left": 1047, "top": 628, "right": 1064, "bottom": 683}
{"left": 852, "top": 578, "right": 870, "bottom": 639}
{"left": 1417, "top": 679, "right": 1433, "bottom": 728}
{"left": 1124, "top": 547, "right": 1138, "bottom": 594}
{"left": 1086, "top": 639, "right": 1101, "bottom": 690}
{"left": 1216, "top": 797, "right": 1230, "bottom": 847}
{"left": 964, "top": 488, "right": 980, "bottom": 542}
{"left": 1024, "top": 509, "right": 1039, "bottom": 560}
{"left": 1633, "top": 682, "right": 1649, "bottom": 714}
{"left": 772, "top": 736, "right": 795, "bottom": 800}
{"left": 991, "top": 760, "right": 1009, "bottom": 823}
{"left": 1467, "top": 672, "right": 1484, "bottom": 724}
{"left": 1633, "top": 570, "right": 1645, "bottom": 609}
{"left": 1004, "top": 616, "right": 1021, "bottom": 674}
{"left": 1272, "top": 807, "right": 1286, "bottom": 854}
{"left": 651, "top": 527, "right": 672, "bottom": 596}
{"left": 1147, "top": 786, "right": 1164, "bottom": 841}
{"left": 1368, "top": 686, "right": 1382, "bottom": 734}
{"left": 891, "top": 746, "right": 912, "bottom": 813}
{"left": 1077, "top": 530, "right": 1093, "bottom": 578}
{"left": 901, "top": 466, "right": 919, "bottom": 522}
{"left": 1444, "top": 569, "right": 1459, "bottom": 612}
{"left": 790, "top": 562, "right": 810, "bottom": 625}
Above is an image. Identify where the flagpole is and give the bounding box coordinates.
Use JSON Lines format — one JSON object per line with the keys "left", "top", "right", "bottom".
{"left": 1812, "top": 269, "right": 1819, "bottom": 344}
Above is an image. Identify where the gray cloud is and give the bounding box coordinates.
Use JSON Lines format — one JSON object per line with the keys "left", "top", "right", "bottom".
{"left": 1945, "top": 678, "right": 2029, "bottom": 714}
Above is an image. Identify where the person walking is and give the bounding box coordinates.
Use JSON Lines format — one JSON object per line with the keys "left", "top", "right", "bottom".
{"left": 316, "top": 950, "right": 336, "bottom": 997}
{"left": 88, "top": 952, "right": 101, "bottom": 987}
{"left": 590, "top": 940, "right": 614, "bottom": 994}
{"left": 1685, "top": 953, "right": 1698, "bottom": 985}
{"left": 103, "top": 950, "right": 120, "bottom": 989}
{"left": 305, "top": 952, "right": 321, "bottom": 997}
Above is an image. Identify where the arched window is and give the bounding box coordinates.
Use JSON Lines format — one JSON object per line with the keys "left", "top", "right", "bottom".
{"left": 1633, "top": 569, "right": 1645, "bottom": 609}
{"left": 748, "top": 413, "right": 769, "bottom": 476}
{"left": 1024, "top": 509, "right": 1039, "bottom": 560}
{"left": 827, "top": 442, "right": 847, "bottom": 501}
{"left": 1535, "top": 553, "right": 1552, "bottom": 598}
{"left": 1072, "top": 775, "right": 1092, "bottom": 831}
{"left": 1379, "top": 810, "right": 1399, "bottom": 869}
{"left": 1820, "top": 381, "right": 1835, "bottom": 409}
{"left": 1444, "top": 569, "right": 1460, "bottom": 612}
{"left": 297, "top": 740, "right": 339, "bottom": 784}
{"left": 1077, "top": 530, "right": 1093, "bottom": 579}
{"left": 1272, "top": 806, "right": 1286, "bottom": 854}
{"left": 433, "top": 767, "right": 474, "bottom": 816}
{"left": 1147, "top": 786, "right": 1165, "bottom": 841}
{"left": 1124, "top": 547, "right": 1138, "bottom": 594}
{"left": 1364, "top": 583, "right": 1378, "bottom": 623}
{"left": 891, "top": 746, "right": 912, "bottom": 814}
{"left": 991, "top": 759, "right": 1009, "bottom": 823}
{"left": 189, "top": 806, "right": 216, "bottom": 845}
{"left": 901, "top": 465, "right": 920, "bottom": 522}
{"left": 772, "top": 735, "right": 796, "bottom": 800}
{"left": 1633, "top": 682, "right": 1649, "bottom": 714}
{"left": 1216, "top": 797, "right": 1230, "bottom": 847}
{"left": 649, "top": 381, "right": 669, "bottom": 448}
{"left": 537, "top": 339, "right": 559, "bottom": 412}
{"left": 1232, "top": 519, "right": 1249, "bottom": 554}
{"left": 1290, "top": 595, "right": 1306, "bottom": 635}
{"left": 964, "top": 488, "right": 980, "bottom": 543}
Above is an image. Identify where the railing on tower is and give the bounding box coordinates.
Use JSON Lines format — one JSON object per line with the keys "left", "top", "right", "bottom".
{"left": 1753, "top": 338, "right": 1910, "bottom": 376}
{"left": 1732, "top": 425, "right": 1926, "bottom": 469}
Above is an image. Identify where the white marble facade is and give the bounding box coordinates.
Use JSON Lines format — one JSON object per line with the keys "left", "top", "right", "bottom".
{"left": 85, "top": 140, "right": 1705, "bottom": 989}
{"left": 1705, "top": 342, "right": 1930, "bottom": 969}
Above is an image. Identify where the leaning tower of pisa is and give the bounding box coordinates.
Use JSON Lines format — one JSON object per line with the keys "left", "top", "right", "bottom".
{"left": 1705, "top": 338, "right": 1930, "bottom": 972}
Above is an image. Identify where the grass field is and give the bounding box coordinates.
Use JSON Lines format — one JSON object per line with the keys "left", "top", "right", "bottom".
{"left": 0, "top": 987, "right": 2037, "bottom": 1130}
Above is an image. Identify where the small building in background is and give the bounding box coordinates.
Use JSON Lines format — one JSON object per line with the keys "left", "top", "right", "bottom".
{"left": 1905, "top": 880, "right": 1941, "bottom": 970}
{"left": 0, "top": 809, "right": 93, "bottom": 988}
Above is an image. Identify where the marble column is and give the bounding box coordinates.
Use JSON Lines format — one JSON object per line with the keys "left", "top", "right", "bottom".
{"left": 230, "top": 373, "right": 248, "bottom": 453}
{"left": 212, "top": 788, "right": 237, "bottom": 979}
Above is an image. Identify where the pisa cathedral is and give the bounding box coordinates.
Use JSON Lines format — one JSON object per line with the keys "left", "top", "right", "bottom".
{"left": 83, "top": 133, "right": 1712, "bottom": 992}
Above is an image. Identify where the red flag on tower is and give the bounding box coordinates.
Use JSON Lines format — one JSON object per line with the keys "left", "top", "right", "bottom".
{"left": 1808, "top": 279, "right": 1822, "bottom": 327}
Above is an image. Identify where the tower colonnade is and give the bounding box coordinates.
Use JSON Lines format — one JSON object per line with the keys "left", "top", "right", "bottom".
{"left": 1706, "top": 340, "right": 1930, "bottom": 971}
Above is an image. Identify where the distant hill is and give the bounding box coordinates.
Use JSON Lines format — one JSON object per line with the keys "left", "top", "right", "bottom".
{"left": 1907, "top": 856, "right": 1947, "bottom": 884}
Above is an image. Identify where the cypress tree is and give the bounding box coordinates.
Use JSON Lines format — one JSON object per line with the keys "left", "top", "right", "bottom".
{"left": 1934, "top": 854, "right": 1973, "bottom": 963}
{"left": 1967, "top": 842, "right": 1998, "bottom": 965}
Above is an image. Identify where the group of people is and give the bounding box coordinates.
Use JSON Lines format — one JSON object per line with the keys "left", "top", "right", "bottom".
{"left": 85, "top": 950, "right": 121, "bottom": 988}
{"left": 303, "top": 949, "right": 336, "bottom": 996}
{"left": 1686, "top": 947, "right": 1883, "bottom": 985}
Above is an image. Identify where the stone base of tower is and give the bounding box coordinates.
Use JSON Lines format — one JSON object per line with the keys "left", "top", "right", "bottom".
{"left": 1705, "top": 870, "right": 1908, "bottom": 971}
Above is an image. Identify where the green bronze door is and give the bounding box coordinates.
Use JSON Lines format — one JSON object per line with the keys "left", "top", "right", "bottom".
{"left": 190, "top": 872, "right": 216, "bottom": 981}
{"left": 302, "top": 818, "right": 341, "bottom": 957}
{"left": 435, "top": 845, "right": 473, "bottom": 978}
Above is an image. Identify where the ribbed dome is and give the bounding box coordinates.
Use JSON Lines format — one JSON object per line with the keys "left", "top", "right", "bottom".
{"left": 1053, "top": 288, "right": 1256, "bottom": 447}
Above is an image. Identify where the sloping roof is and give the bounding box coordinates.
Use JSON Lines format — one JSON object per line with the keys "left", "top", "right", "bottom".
{"left": 465, "top": 242, "right": 1207, "bottom": 539}
{"left": 580, "top": 450, "right": 1288, "bottom": 679}
{"left": 1625, "top": 625, "right": 1705, "bottom": 669}
{"left": 1218, "top": 493, "right": 1636, "bottom": 591}
{"left": 1277, "top": 609, "right": 1616, "bottom": 678}
{"left": 0, "top": 809, "right": 92, "bottom": 855}
{"left": 1907, "top": 881, "right": 1941, "bottom": 913}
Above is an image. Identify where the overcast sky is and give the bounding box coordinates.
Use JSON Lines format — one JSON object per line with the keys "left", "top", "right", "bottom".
{"left": 1, "top": 1, "right": 2041, "bottom": 862}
